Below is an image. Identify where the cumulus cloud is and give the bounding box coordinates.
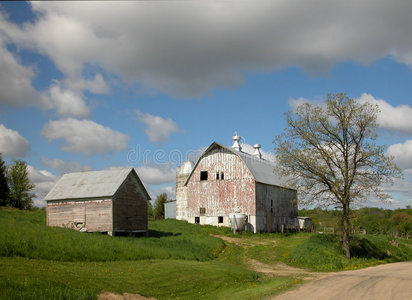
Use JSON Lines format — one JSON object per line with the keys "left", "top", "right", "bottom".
{"left": 40, "top": 82, "right": 89, "bottom": 117}
{"left": 357, "top": 93, "right": 412, "bottom": 135}
{"left": 0, "top": 124, "right": 30, "bottom": 158}
{"left": 1, "top": 1, "right": 412, "bottom": 98}
{"left": 148, "top": 185, "right": 176, "bottom": 201}
{"left": 386, "top": 140, "right": 412, "bottom": 171}
{"left": 0, "top": 43, "right": 39, "bottom": 106}
{"left": 27, "top": 165, "right": 58, "bottom": 207}
{"left": 136, "top": 110, "right": 180, "bottom": 144}
{"left": 41, "top": 118, "right": 129, "bottom": 155}
{"left": 136, "top": 163, "right": 176, "bottom": 185}
{"left": 41, "top": 156, "right": 92, "bottom": 174}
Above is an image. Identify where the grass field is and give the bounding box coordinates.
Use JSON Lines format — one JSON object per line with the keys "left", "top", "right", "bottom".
{"left": 1, "top": 207, "right": 411, "bottom": 299}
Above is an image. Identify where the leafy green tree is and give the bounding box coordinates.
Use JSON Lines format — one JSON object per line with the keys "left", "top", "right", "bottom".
{"left": 154, "top": 193, "right": 167, "bottom": 218}
{"left": 0, "top": 153, "right": 9, "bottom": 206}
{"left": 7, "top": 160, "right": 35, "bottom": 210}
{"left": 147, "top": 200, "right": 154, "bottom": 218}
{"left": 390, "top": 212, "right": 412, "bottom": 238}
{"left": 274, "top": 93, "right": 402, "bottom": 258}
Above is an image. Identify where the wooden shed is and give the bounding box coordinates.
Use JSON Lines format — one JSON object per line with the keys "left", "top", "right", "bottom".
{"left": 44, "top": 168, "right": 150, "bottom": 236}
{"left": 176, "top": 134, "right": 297, "bottom": 233}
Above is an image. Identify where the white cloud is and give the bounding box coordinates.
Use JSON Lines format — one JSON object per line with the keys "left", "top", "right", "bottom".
{"left": 40, "top": 81, "right": 89, "bottom": 118}
{"left": 41, "top": 156, "right": 92, "bottom": 174}
{"left": 27, "top": 165, "right": 58, "bottom": 207}
{"left": 0, "top": 124, "right": 30, "bottom": 158}
{"left": 148, "top": 185, "right": 176, "bottom": 201}
{"left": 41, "top": 118, "right": 129, "bottom": 155}
{"left": 136, "top": 110, "right": 180, "bottom": 144}
{"left": 1, "top": 1, "right": 412, "bottom": 98}
{"left": 136, "top": 163, "right": 176, "bottom": 185}
{"left": 386, "top": 140, "right": 412, "bottom": 171}
{"left": 63, "top": 73, "right": 109, "bottom": 95}
{"left": 0, "top": 43, "right": 39, "bottom": 106}
{"left": 357, "top": 93, "right": 412, "bottom": 135}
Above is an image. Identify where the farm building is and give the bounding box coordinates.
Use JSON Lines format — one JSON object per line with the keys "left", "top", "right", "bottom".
{"left": 176, "top": 134, "right": 298, "bottom": 233}
{"left": 164, "top": 200, "right": 176, "bottom": 219}
{"left": 44, "top": 168, "right": 150, "bottom": 236}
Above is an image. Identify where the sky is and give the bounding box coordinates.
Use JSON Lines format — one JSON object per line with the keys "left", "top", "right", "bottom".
{"left": 0, "top": 1, "right": 411, "bottom": 208}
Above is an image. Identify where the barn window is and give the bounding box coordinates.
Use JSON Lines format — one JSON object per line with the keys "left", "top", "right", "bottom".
{"left": 221, "top": 172, "right": 224, "bottom": 180}
{"left": 218, "top": 216, "right": 223, "bottom": 223}
{"left": 200, "top": 207, "right": 206, "bottom": 215}
{"left": 195, "top": 217, "right": 200, "bottom": 224}
{"left": 200, "top": 171, "right": 208, "bottom": 181}
{"left": 216, "top": 172, "right": 219, "bottom": 180}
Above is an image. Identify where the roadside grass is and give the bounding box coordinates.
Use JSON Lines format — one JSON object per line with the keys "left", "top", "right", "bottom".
{"left": 0, "top": 257, "right": 299, "bottom": 300}
{"left": 221, "top": 231, "right": 412, "bottom": 272}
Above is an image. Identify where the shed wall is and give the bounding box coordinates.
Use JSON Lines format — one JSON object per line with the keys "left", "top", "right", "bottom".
{"left": 255, "top": 183, "right": 298, "bottom": 232}
{"left": 112, "top": 173, "right": 148, "bottom": 232}
{"left": 47, "top": 199, "right": 112, "bottom": 232}
{"left": 164, "top": 201, "right": 176, "bottom": 219}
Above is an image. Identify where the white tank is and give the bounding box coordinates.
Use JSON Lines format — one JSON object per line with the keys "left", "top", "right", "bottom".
{"left": 229, "top": 212, "right": 247, "bottom": 231}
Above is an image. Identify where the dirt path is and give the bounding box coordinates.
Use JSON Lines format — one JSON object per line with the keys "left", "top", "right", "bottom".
{"left": 98, "top": 292, "right": 156, "bottom": 300}
{"left": 274, "top": 261, "right": 412, "bottom": 300}
{"left": 214, "top": 235, "right": 317, "bottom": 278}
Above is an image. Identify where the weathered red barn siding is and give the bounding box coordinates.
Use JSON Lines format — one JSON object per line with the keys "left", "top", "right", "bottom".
{"left": 187, "top": 148, "right": 256, "bottom": 222}
{"left": 47, "top": 199, "right": 112, "bottom": 232}
{"left": 113, "top": 174, "right": 148, "bottom": 232}
{"left": 84, "top": 199, "right": 112, "bottom": 232}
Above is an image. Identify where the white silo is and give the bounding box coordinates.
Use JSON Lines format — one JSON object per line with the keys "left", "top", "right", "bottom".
{"left": 176, "top": 160, "right": 194, "bottom": 221}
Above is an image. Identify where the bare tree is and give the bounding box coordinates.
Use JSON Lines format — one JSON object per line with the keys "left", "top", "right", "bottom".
{"left": 274, "top": 93, "right": 401, "bottom": 258}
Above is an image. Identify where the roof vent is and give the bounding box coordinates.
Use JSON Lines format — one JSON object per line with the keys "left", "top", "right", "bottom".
{"left": 253, "top": 144, "right": 262, "bottom": 159}
{"left": 232, "top": 132, "right": 242, "bottom": 152}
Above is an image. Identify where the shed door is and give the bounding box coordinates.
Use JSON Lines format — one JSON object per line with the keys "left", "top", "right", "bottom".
{"left": 72, "top": 201, "right": 86, "bottom": 230}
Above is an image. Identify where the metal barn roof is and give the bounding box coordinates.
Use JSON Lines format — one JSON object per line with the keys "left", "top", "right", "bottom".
{"left": 185, "top": 142, "right": 291, "bottom": 188}
{"left": 44, "top": 168, "right": 149, "bottom": 201}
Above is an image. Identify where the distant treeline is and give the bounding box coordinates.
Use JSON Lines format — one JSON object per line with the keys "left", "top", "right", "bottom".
{"left": 299, "top": 207, "right": 412, "bottom": 239}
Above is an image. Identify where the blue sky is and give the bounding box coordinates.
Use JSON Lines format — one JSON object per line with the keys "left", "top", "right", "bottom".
{"left": 0, "top": 1, "right": 411, "bottom": 208}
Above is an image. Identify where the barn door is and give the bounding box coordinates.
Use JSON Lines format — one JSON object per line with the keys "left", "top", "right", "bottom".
{"left": 266, "top": 214, "right": 271, "bottom": 232}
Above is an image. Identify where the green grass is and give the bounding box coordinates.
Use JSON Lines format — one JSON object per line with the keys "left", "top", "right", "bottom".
{"left": 1, "top": 207, "right": 411, "bottom": 299}
{"left": 0, "top": 257, "right": 299, "bottom": 300}
{"left": 0, "top": 208, "right": 225, "bottom": 262}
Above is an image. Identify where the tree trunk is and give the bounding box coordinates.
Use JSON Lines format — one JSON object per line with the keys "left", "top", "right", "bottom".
{"left": 342, "top": 203, "right": 351, "bottom": 259}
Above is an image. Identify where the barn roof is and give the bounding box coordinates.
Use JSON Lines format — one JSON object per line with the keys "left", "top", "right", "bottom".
{"left": 44, "top": 168, "right": 150, "bottom": 201}
{"left": 185, "top": 142, "right": 291, "bottom": 188}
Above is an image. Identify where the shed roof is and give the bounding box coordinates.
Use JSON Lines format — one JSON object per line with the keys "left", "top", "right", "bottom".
{"left": 185, "top": 142, "right": 291, "bottom": 188}
{"left": 44, "top": 168, "right": 150, "bottom": 201}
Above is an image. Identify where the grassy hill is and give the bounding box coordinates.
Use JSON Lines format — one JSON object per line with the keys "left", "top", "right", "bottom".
{"left": 1, "top": 207, "right": 411, "bottom": 299}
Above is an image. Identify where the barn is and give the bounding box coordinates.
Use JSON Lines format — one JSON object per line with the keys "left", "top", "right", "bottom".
{"left": 44, "top": 168, "right": 150, "bottom": 236}
{"left": 176, "top": 134, "right": 297, "bottom": 233}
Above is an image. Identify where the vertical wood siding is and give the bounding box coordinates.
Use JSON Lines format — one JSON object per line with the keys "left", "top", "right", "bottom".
{"left": 47, "top": 199, "right": 112, "bottom": 232}
{"left": 113, "top": 173, "right": 148, "bottom": 232}
{"left": 255, "top": 183, "right": 298, "bottom": 232}
{"left": 187, "top": 148, "right": 256, "bottom": 221}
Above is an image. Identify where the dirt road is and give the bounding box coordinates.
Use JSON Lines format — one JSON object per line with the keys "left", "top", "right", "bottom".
{"left": 274, "top": 261, "right": 412, "bottom": 300}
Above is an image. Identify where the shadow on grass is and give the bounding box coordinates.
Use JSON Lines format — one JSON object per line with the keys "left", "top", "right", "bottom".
{"left": 350, "top": 237, "right": 388, "bottom": 259}
{"left": 148, "top": 230, "right": 182, "bottom": 238}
